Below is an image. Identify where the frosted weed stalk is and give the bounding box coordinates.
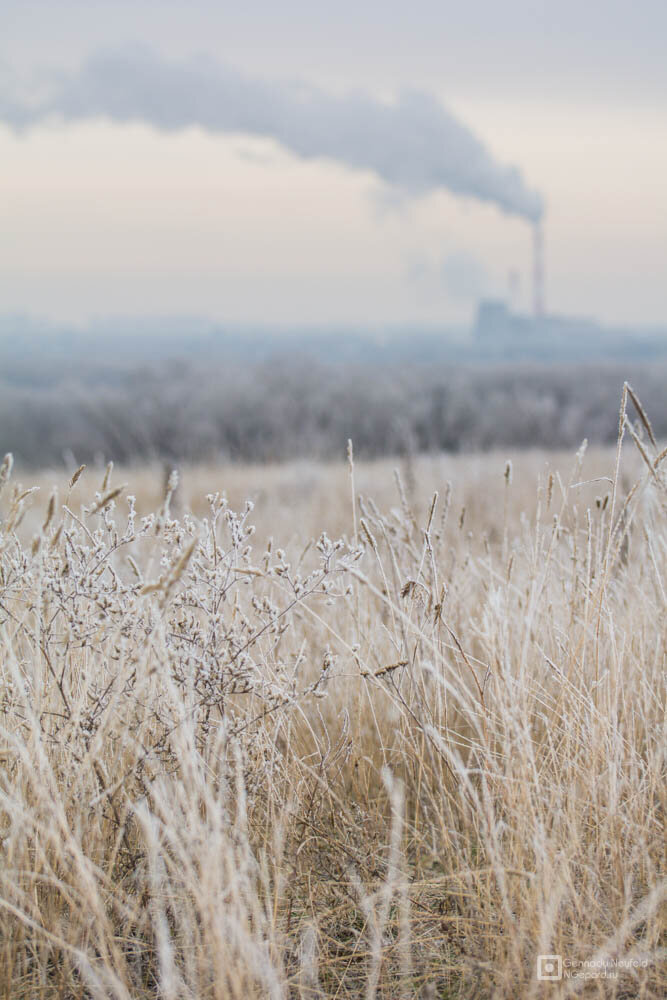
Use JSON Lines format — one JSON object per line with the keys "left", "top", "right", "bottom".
{"left": 0, "top": 464, "right": 361, "bottom": 998}
{"left": 0, "top": 385, "right": 664, "bottom": 998}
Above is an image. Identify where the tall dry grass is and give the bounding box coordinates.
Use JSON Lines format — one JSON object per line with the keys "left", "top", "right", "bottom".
{"left": 0, "top": 387, "right": 664, "bottom": 998}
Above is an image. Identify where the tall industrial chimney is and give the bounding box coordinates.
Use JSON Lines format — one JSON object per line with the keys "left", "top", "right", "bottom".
{"left": 532, "top": 220, "right": 545, "bottom": 318}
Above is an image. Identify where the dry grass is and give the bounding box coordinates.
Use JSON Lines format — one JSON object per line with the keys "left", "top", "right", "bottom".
{"left": 0, "top": 391, "right": 665, "bottom": 999}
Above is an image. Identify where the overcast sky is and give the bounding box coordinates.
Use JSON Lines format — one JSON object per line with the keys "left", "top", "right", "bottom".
{"left": 2, "top": 1, "right": 666, "bottom": 327}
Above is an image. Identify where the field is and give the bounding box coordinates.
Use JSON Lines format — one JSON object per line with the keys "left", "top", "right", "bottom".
{"left": 0, "top": 389, "right": 665, "bottom": 998}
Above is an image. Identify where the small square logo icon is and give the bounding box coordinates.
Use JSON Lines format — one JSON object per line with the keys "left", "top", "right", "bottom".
{"left": 537, "top": 955, "right": 562, "bottom": 981}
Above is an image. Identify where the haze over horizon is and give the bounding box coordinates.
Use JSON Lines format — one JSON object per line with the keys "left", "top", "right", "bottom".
{"left": 2, "top": 1, "right": 666, "bottom": 328}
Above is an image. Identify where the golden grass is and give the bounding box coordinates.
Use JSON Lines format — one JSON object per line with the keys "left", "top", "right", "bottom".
{"left": 0, "top": 393, "right": 665, "bottom": 998}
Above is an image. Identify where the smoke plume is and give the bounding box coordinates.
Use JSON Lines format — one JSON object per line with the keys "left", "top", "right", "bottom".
{"left": 1, "top": 49, "right": 544, "bottom": 221}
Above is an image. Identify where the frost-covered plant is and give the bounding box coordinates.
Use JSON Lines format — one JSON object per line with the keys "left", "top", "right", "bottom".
{"left": 0, "top": 385, "right": 664, "bottom": 999}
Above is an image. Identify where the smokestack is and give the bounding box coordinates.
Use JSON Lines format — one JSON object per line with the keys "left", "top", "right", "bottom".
{"left": 507, "top": 267, "right": 520, "bottom": 310}
{"left": 532, "top": 220, "right": 545, "bottom": 318}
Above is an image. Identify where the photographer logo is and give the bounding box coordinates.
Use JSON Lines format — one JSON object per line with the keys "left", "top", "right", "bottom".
{"left": 537, "top": 955, "right": 562, "bottom": 981}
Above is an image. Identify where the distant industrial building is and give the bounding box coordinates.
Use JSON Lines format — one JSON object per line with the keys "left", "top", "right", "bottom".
{"left": 473, "top": 218, "right": 621, "bottom": 351}
{"left": 471, "top": 297, "right": 667, "bottom": 362}
{"left": 474, "top": 299, "right": 601, "bottom": 342}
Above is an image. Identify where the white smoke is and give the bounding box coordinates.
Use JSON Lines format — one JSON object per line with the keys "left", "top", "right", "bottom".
{"left": 1, "top": 48, "right": 544, "bottom": 221}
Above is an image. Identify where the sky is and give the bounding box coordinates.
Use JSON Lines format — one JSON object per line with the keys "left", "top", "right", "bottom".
{"left": 1, "top": 1, "right": 666, "bottom": 328}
